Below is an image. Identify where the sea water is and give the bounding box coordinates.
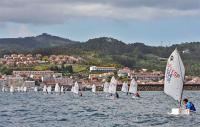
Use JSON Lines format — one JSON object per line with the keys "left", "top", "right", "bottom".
{"left": 0, "top": 91, "right": 199, "bottom": 127}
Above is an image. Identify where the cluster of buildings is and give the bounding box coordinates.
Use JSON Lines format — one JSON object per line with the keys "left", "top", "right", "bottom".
{"left": 89, "top": 66, "right": 164, "bottom": 84}
{"left": 0, "top": 54, "right": 43, "bottom": 67}
{"left": 0, "top": 70, "right": 74, "bottom": 91}
{"left": 0, "top": 54, "right": 83, "bottom": 67}
{"left": 49, "top": 55, "right": 82, "bottom": 65}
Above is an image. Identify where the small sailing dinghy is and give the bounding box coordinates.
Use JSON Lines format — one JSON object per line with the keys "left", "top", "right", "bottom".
{"left": 60, "top": 86, "right": 64, "bottom": 93}
{"left": 10, "top": 86, "right": 14, "bottom": 93}
{"left": 121, "top": 82, "right": 128, "bottom": 94}
{"left": 43, "top": 85, "right": 47, "bottom": 92}
{"left": 17, "top": 87, "right": 20, "bottom": 92}
{"left": 164, "top": 49, "right": 189, "bottom": 115}
{"left": 2, "top": 86, "right": 6, "bottom": 92}
{"left": 103, "top": 82, "right": 109, "bottom": 93}
{"left": 73, "top": 82, "right": 79, "bottom": 94}
{"left": 23, "top": 87, "right": 27, "bottom": 92}
{"left": 108, "top": 76, "right": 118, "bottom": 99}
{"left": 92, "top": 84, "right": 96, "bottom": 93}
{"left": 47, "top": 86, "right": 52, "bottom": 93}
{"left": 71, "top": 85, "right": 74, "bottom": 92}
{"left": 129, "top": 79, "right": 139, "bottom": 98}
{"left": 54, "top": 83, "right": 60, "bottom": 93}
{"left": 34, "top": 87, "right": 38, "bottom": 92}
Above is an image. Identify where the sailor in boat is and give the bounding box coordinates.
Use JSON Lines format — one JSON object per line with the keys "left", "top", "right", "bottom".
{"left": 134, "top": 92, "right": 140, "bottom": 98}
{"left": 79, "top": 91, "right": 83, "bottom": 97}
{"left": 115, "top": 92, "right": 119, "bottom": 98}
{"left": 183, "top": 98, "right": 196, "bottom": 112}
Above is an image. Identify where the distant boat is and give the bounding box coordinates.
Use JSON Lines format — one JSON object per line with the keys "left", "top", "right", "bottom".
{"left": 164, "top": 49, "right": 188, "bottom": 115}
{"left": 103, "top": 82, "right": 109, "bottom": 93}
{"left": 54, "top": 83, "right": 60, "bottom": 92}
{"left": 43, "top": 85, "right": 47, "bottom": 92}
{"left": 92, "top": 84, "right": 96, "bottom": 93}
{"left": 20, "top": 87, "right": 23, "bottom": 92}
{"left": 108, "top": 76, "right": 117, "bottom": 94}
{"left": 60, "top": 86, "right": 64, "bottom": 93}
{"left": 34, "top": 87, "right": 38, "bottom": 92}
{"left": 71, "top": 86, "right": 74, "bottom": 92}
{"left": 2, "top": 86, "right": 6, "bottom": 92}
{"left": 10, "top": 86, "right": 14, "bottom": 93}
{"left": 129, "top": 79, "right": 138, "bottom": 95}
{"left": 121, "top": 82, "right": 128, "bottom": 93}
{"left": 23, "top": 87, "right": 27, "bottom": 92}
{"left": 17, "top": 87, "right": 21, "bottom": 92}
{"left": 47, "top": 86, "right": 52, "bottom": 93}
{"left": 73, "top": 82, "right": 79, "bottom": 94}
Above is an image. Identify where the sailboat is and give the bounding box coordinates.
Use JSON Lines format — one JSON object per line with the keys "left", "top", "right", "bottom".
{"left": 164, "top": 49, "right": 188, "bottom": 115}
{"left": 71, "top": 85, "right": 74, "bottom": 92}
{"left": 2, "top": 86, "right": 6, "bottom": 92}
{"left": 92, "top": 84, "right": 96, "bottom": 93}
{"left": 73, "top": 82, "right": 79, "bottom": 94}
{"left": 103, "top": 82, "right": 109, "bottom": 93}
{"left": 108, "top": 76, "right": 117, "bottom": 94}
{"left": 60, "top": 86, "right": 64, "bottom": 93}
{"left": 54, "top": 83, "right": 60, "bottom": 93}
{"left": 43, "top": 85, "right": 47, "bottom": 92}
{"left": 10, "top": 86, "right": 14, "bottom": 93}
{"left": 17, "top": 87, "right": 21, "bottom": 92}
{"left": 23, "top": 87, "right": 27, "bottom": 92}
{"left": 129, "top": 78, "right": 138, "bottom": 98}
{"left": 47, "top": 86, "right": 52, "bottom": 93}
{"left": 121, "top": 82, "right": 129, "bottom": 94}
{"left": 34, "top": 87, "right": 38, "bottom": 92}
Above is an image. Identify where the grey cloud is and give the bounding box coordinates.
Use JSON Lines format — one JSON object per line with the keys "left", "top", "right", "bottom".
{"left": 0, "top": 0, "right": 200, "bottom": 24}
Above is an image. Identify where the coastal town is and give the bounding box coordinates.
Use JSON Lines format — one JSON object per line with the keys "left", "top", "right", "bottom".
{"left": 0, "top": 54, "right": 200, "bottom": 92}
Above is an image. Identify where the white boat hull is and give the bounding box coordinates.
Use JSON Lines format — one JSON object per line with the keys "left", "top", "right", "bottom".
{"left": 168, "top": 108, "right": 190, "bottom": 115}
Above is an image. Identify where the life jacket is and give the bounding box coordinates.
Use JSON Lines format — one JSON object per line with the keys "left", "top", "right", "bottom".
{"left": 186, "top": 102, "right": 196, "bottom": 111}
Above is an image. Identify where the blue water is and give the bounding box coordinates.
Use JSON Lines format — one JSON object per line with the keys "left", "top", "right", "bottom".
{"left": 0, "top": 91, "right": 199, "bottom": 127}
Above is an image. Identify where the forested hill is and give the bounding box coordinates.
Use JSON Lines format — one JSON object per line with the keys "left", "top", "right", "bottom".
{"left": 0, "top": 34, "right": 200, "bottom": 75}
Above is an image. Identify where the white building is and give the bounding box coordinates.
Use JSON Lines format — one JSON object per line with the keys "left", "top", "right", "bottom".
{"left": 90, "top": 66, "right": 116, "bottom": 72}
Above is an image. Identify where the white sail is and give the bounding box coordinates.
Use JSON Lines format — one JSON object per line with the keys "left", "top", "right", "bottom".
{"left": 2, "top": 86, "right": 5, "bottom": 92}
{"left": 108, "top": 76, "right": 117, "bottom": 94}
{"left": 60, "top": 86, "right": 64, "bottom": 92}
{"left": 73, "top": 82, "right": 79, "bottom": 94}
{"left": 129, "top": 79, "right": 138, "bottom": 94}
{"left": 20, "top": 87, "right": 23, "bottom": 92}
{"left": 103, "top": 82, "right": 109, "bottom": 93}
{"left": 47, "top": 86, "right": 52, "bottom": 93}
{"left": 92, "top": 84, "right": 96, "bottom": 93}
{"left": 10, "top": 86, "right": 14, "bottom": 93}
{"left": 43, "top": 85, "right": 47, "bottom": 92}
{"left": 121, "top": 82, "right": 128, "bottom": 93}
{"left": 71, "top": 86, "right": 74, "bottom": 92}
{"left": 23, "top": 87, "right": 27, "bottom": 92}
{"left": 17, "top": 87, "right": 21, "bottom": 92}
{"left": 54, "top": 83, "right": 60, "bottom": 92}
{"left": 34, "top": 87, "right": 38, "bottom": 92}
{"left": 164, "top": 49, "right": 185, "bottom": 102}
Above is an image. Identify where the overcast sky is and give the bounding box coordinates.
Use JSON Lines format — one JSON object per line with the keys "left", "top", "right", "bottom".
{"left": 0, "top": 0, "right": 200, "bottom": 45}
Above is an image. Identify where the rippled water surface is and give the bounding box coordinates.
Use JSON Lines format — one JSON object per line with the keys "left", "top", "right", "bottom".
{"left": 0, "top": 91, "right": 199, "bottom": 127}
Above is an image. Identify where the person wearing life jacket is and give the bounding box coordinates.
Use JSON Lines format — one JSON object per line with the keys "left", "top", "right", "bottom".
{"left": 183, "top": 98, "right": 196, "bottom": 112}
{"left": 135, "top": 92, "right": 140, "bottom": 97}
{"left": 115, "top": 92, "right": 119, "bottom": 98}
